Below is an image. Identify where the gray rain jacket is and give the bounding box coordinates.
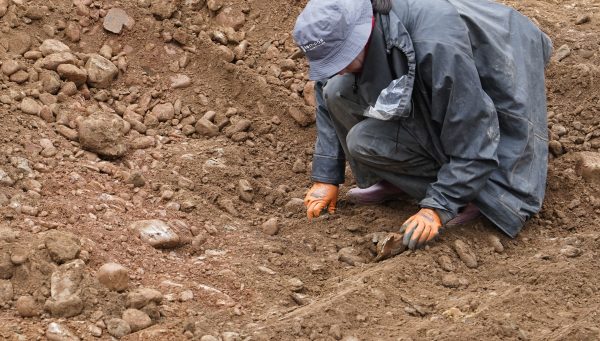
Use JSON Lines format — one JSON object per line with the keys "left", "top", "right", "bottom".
{"left": 311, "top": 0, "right": 553, "bottom": 237}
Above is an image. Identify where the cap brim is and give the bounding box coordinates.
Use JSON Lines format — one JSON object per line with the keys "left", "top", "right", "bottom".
{"left": 307, "top": 21, "right": 372, "bottom": 81}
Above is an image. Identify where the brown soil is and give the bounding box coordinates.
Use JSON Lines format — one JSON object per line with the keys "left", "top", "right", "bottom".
{"left": 1, "top": 0, "right": 599, "bottom": 340}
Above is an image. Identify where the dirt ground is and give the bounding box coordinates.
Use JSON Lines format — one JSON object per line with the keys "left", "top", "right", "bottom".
{"left": 1, "top": 0, "right": 600, "bottom": 340}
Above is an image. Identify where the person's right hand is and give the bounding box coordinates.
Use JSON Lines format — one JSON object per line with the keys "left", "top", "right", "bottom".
{"left": 304, "top": 182, "right": 339, "bottom": 219}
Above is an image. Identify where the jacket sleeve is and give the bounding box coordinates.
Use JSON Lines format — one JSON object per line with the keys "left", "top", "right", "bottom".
{"left": 416, "top": 42, "right": 500, "bottom": 221}
{"left": 310, "top": 80, "right": 346, "bottom": 185}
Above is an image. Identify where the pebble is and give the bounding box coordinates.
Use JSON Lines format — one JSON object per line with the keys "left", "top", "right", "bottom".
{"left": 45, "top": 260, "right": 85, "bottom": 317}
{"left": 288, "top": 277, "right": 304, "bottom": 292}
{"left": 287, "top": 106, "right": 314, "bottom": 127}
{"left": 0, "top": 279, "right": 13, "bottom": 304}
{"left": 560, "top": 245, "right": 582, "bottom": 258}
{"left": 1, "top": 60, "right": 21, "bottom": 76}
{"left": 217, "top": 45, "right": 235, "bottom": 62}
{"left": 105, "top": 318, "right": 131, "bottom": 338}
{"left": 441, "top": 273, "right": 460, "bottom": 288}
{"left": 549, "top": 140, "right": 563, "bottom": 157}
{"left": 127, "top": 287, "right": 163, "bottom": 309}
{"left": 575, "top": 152, "right": 600, "bottom": 184}
{"left": 44, "top": 230, "right": 81, "bottom": 264}
{"left": 39, "top": 39, "right": 71, "bottom": 56}
{"left": 10, "top": 70, "right": 29, "bottom": 84}
{"left": 78, "top": 113, "right": 128, "bottom": 158}
{"left": 261, "top": 217, "right": 280, "bottom": 236}
{"left": 200, "top": 336, "right": 219, "bottom": 341}
{"left": 238, "top": 179, "right": 254, "bottom": 202}
{"left": 103, "top": 8, "right": 134, "bottom": 34}
{"left": 122, "top": 308, "right": 152, "bottom": 332}
{"left": 130, "top": 136, "right": 156, "bottom": 149}
{"left": 97, "top": 262, "right": 129, "bottom": 292}
{"left": 16, "top": 295, "right": 39, "bottom": 317}
{"left": 553, "top": 44, "right": 571, "bottom": 62}
{"left": 291, "top": 292, "right": 310, "bottom": 305}
{"left": 170, "top": 74, "right": 191, "bottom": 89}
{"left": 575, "top": 14, "right": 591, "bottom": 25}
{"left": 303, "top": 81, "right": 316, "bottom": 107}
{"left": 88, "top": 324, "right": 102, "bottom": 337}
{"left": 57, "top": 64, "right": 88, "bottom": 86}
{"left": 130, "top": 219, "right": 181, "bottom": 249}
{"left": 221, "top": 332, "right": 241, "bottom": 341}
{"left": 215, "top": 7, "right": 246, "bottom": 30}
{"left": 338, "top": 247, "right": 365, "bottom": 266}
{"left": 179, "top": 290, "right": 194, "bottom": 301}
{"left": 453, "top": 240, "right": 478, "bottom": 268}
{"left": 85, "top": 54, "right": 118, "bottom": 88}
{"left": 152, "top": 102, "right": 175, "bottom": 122}
{"left": 258, "top": 266, "right": 276, "bottom": 275}
{"left": 233, "top": 40, "right": 248, "bottom": 60}
{"left": 487, "top": 234, "right": 504, "bottom": 253}
{"left": 20, "top": 97, "right": 42, "bottom": 115}
{"left": 46, "top": 322, "right": 80, "bottom": 341}
{"left": 39, "top": 52, "right": 78, "bottom": 71}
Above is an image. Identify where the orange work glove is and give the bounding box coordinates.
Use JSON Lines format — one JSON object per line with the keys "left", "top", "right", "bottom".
{"left": 400, "top": 208, "right": 442, "bottom": 250}
{"left": 304, "top": 182, "right": 339, "bottom": 219}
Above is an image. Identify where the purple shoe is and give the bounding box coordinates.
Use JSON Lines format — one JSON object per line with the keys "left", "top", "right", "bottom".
{"left": 346, "top": 180, "right": 405, "bottom": 205}
{"left": 446, "top": 203, "right": 480, "bottom": 226}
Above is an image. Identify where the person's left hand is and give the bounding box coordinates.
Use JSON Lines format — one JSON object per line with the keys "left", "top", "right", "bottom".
{"left": 400, "top": 208, "right": 442, "bottom": 249}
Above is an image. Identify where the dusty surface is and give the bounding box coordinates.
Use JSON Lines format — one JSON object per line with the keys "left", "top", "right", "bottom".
{"left": 1, "top": 0, "right": 600, "bottom": 340}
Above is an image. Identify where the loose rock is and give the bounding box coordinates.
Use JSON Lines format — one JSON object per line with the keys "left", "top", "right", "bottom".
{"left": 85, "top": 54, "right": 119, "bottom": 88}
{"left": 553, "top": 44, "right": 571, "bottom": 62}
{"left": 16, "top": 295, "right": 39, "bottom": 317}
{"left": 152, "top": 102, "right": 175, "bottom": 122}
{"left": 126, "top": 287, "right": 163, "bottom": 309}
{"left": 46, "top": 322, "right": 80, "bottom": 341}
{"left": 78, "top": 113, "right": 128, "bottom": 158}
{"left": 97, "top": 262, "right": 129, "bottom": 292}
{"left": 57, "top": 64, "right": 87, "bottom": 86}
{"left": 45, "top": 230, "right": 81, "bottom": 264}
{"left": 488, "top": 234, "right": 504, "bottom": 253}
{"left": 215, "top": 7, "right": 246, "bottom": 30}
{"left": 122, "top": 308, "right": 152, "bottom": 332}
{"left": 171, "top": 74, "right": 191, "bottom": 89}
{"left": 103, "top": 8, "right": 135, "bottom": 34}
{"left": 288, "top": 106, "right": 314, "bottom": 127}
{"left": 129, "top": 220, "right": 181, "bottom": 248}
{"left": 20, "top": 97, "right": 42, "bottom": 115}
{"left": 40, "top": 39, "right": 70, "bottom": 56}
{"left": 575, "top": 152, "right": 600, "bottom": 184}
{"left": 453, "top": 240, "right": 478, "bottom": 268}
{"left": 261, "top": 217, "right": 280, "bottom": 236}
{"left": 106, "top": 318, "right": 131, "bottom": 338}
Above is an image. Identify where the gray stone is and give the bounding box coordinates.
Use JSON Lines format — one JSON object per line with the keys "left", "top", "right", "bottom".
{"left": 261, "top": 217, "right": 279, "bottom": 236}
{"left": 103, "top": 8, "right": 135, "bottom": 34}
{"left": 39, "top": 39, "right": 71, "bottom": 56}
{"left": 20, "top": 97, "right": 41, "bottom": 115}
{"left": 78, "top": 113, "right": 128, "bottom": 158}
{"left": 105, "top": 318, "right": 131, "bottom": 338}
{"left": 453, "top": 239, "right": 478, "bottom": 268}
{"left": 45, "top": 260, "right": 85, "bottom": 318}
{"left": 1, "top": 60, "right": 21, "bottom": 76}
{"left": 16, "top": 295, "right": 39, "bottom": 317}
{"left": 151, "top": 102, "right": 174, "bottom": 122}
{"left": 122, "top": 308, "right": 152, "bottom": 332}
{"left": 39, "top": 52, "right": 78, "bottom": 70}
{"left": 41, "top": 70, "right": 61, "bottom": 94}
{"left": 57, "top": 64, "right": 87, "bottom": 86}
{"left": 44, "top": 230, "right": 81, "bottom": 264}
{"left": 46, "top": 322, "right": 80, "bottom": 341}
{"left": 575, "top": 152, "right": 600, "bottom": 184}
{"left": 129, "top": 220, "right": 181, "bottom": 249}
{"left": 0, "top": 169, "right": 14, "bottom": 186}
{"left": 97, "top": 262, "right": 129, "bottom": 292}
{"left": 126, "top": 287, "right": 163, "bottom": 309}
{"left": 170, "top": 74, "right": 191, "bottom": 89}
{"left": 554, "top": 44, "right": 571, "bottom": 62}
{"left": 85, "top": 54, "right": 118, "bottom": 88}
{"left": 195, "top": 118, "right": 219, "bottom": 137}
